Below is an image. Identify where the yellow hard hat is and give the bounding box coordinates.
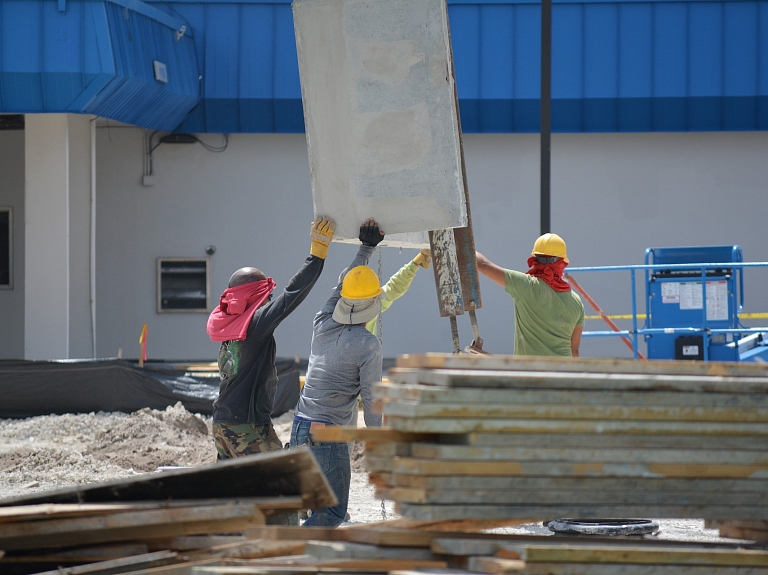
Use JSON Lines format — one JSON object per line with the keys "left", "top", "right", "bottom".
{"left": 340, "top": 266, "right": 383, "bottom": 300}
{"left": 532, "top": 233, "right": 569, "bottom": 263}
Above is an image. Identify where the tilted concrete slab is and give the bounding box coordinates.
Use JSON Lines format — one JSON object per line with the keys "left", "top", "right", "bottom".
{"left": 293, "top": 0, "right": 467, "bottom": 248}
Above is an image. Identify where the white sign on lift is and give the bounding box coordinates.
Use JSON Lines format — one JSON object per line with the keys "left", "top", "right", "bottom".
{"left": 292, "top": 0, "right": 468, "bottom": 247}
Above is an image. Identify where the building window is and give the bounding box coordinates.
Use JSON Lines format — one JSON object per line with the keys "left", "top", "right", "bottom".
{"left": 157, "top": 258, "right": 209, "bottom": 313}
{"left": 0, "top": 207, "right": 11, "bottom": 289}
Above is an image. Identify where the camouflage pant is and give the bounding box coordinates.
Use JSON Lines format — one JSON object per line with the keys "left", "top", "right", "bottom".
{"left": 213, "top": 422, "right": 283, "bottom": 460}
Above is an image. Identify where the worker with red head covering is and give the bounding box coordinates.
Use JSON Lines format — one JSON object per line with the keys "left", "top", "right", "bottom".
{"left": 206, "top": 216, "right": 336, "bottom": 460}
{"left": 476, "top": 233, "right": 584, "bottom": 357}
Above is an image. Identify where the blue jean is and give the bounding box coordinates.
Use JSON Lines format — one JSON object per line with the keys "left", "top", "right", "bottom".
{"left": 290, "top": 418, "right": 350, "bottom": 527}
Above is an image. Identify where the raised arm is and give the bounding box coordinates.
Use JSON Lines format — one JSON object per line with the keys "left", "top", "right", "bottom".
{"left": 475, "top": 251, "right": 507, "bottom": 288}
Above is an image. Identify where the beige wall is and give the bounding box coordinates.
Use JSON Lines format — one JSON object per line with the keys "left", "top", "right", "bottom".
{"left": 94, "top": 128, "right": 768, "bottom": 360}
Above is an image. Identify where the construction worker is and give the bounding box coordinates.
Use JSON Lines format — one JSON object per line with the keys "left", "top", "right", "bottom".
{"left": 291, "top": 218, "right": 385, "bottom": 527}
{"left": 476, "top": 233, "right": 584, "bottom": 357}
{"left": 206, "top": 216, "right": 336, "bottom": 460}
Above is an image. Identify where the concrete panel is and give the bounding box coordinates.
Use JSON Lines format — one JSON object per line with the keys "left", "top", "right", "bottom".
{"left": 293, "top": 0, "right": 467, "bottom": 243}
{"left": 0, "top": 130, "right": 25, "bottom": 359}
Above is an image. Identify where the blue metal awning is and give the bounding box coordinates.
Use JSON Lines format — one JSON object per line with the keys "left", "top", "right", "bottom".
{"left": 3, "top": 0, "right": 767, "bottom": 134}
{"left": 0, "top": 0, "right": 199, "bottom": 131}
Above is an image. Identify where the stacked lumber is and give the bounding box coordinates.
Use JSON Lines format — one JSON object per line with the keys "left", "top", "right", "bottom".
{"left": 191, "top": 524, "right": 768, "bottom": 575}
{"left": 0, "top": 448, "right": 336, "bottom": 575}
{"left": 318, "top": 353, "right": 768, "bottom": 522}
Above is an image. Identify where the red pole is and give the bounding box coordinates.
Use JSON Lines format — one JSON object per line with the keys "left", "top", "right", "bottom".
{"left": 565, "top": 273, "right": 646, "bottom": 360}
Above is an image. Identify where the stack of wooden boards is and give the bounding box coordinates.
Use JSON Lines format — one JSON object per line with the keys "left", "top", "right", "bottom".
{"left": 4, "top": 522, "right": 762, "bottom": 575}
{"left": 317, "top": 353, "right": 768, "bottom": 523}
{"left": 0, "top": 448, "right": 336, "bottom": 574}
{"left": 200, "top": 524, "right": 768, "bottom": 575}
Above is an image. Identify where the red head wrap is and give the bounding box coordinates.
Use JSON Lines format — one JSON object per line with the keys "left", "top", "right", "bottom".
{"left": 206, "top": 278, "right": 276, "bottom": 342}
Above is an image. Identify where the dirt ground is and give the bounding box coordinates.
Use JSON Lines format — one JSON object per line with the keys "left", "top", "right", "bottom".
{"left": 0, "top": 403, "right": 737, "bottom": 542}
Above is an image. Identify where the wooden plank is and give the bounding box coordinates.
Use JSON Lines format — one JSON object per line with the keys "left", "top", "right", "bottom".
{"left": 706, "top": 520, "right": 768, "bottom": 542}
{"left": 464, "top": 433, "right": 768, "bottom": 451}
{"left": 388, "top": 368, "right": 768, "bottom": 394}
{"left": 409, "top": 444, "right": 768, "bottom": 465}
{"left": 382, "top": 401, "right": 768, "bottom": 423}
{"left": 501, "top": 544, "right": 768, "bottom": 566}
{"left": 387, "top": 474, "right": 768, "bottom": 493}
{"left": 0, "top": 503, "right": 266, "bottom": 551}
{"left": 466, "top": 557, "right": 526, "bottom": 574}
{"left": 429, "top": 536, "right": 759, "bottom": 555}
{"left": 396, "top": 502, "right": 768, "bottom": 521}
{"left": 92, "top": 558, "right": 221, "bottom": 575}
{"left": 198, "top": 558, "right": 449, "bottom": 571}
{"left": 375, "top": 382, "right": 768, "bottom": 408}
{"left": 394, "top": 353, "right": 768, "bottom": 378}
{"left": 358, "top": 517, "right": 533, "bottom": 532}
{"left": 185, "top": 539, "right": 307, "bottom": 560}
{"left": 714, "top": 526, "right": 768, "bottom": 542}
{"left": 244, "top": 525, "right": 343, "bottom": 542}
{"left": 379, "top": 487, "right": 761, "bottom": 506}
{"left": 163, "top": 535, "right": 247, "bottom": 550}
{"left": 30, "top": 550, "right": 180, "bottom": 575}
{"left": 476, "top": 561, "right": 768, "bottom": 575}
{"left": 364, "top": 454, "right": 394, "bottom": 472}
{"left": 0, "top": 503, "right": 162, "bottom": 524}
{"left": 366, "top": 442, "right": 412, "bottom": 457}
{"left": 390, "top": 457, "right": 768, "bottom": 479}
{"left": 0, "top": 447, "right": 336, "bottom": 511}
{"left": 707, "top": 520, "right": 768, "bottom": 530}
{"left": 303, "top": 540, "right": 439, "bottom": 560}
{"left": 385, "top": 416, "right": 768, "bottom": 436}
{"left": 309, "top": 426, "right": 436, "bottom": 444}
{"left": 1, "top": 543, "right": 149, "bottom": 564}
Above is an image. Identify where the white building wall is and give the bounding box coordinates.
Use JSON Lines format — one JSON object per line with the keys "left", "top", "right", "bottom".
{"left": 0, "top": 130, "right": 25, "bottom": 359}
{"left": 94, "top": 128, "right": 768, "bottom": 361}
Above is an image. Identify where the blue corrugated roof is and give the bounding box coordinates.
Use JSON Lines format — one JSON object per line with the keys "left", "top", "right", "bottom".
{"left": 156, "top": 0, "right": 768, "bottom": 133}
{"left": 2, "top": 0, "right": 767, "bottom": 133}
{"left": 0, "top": 0, "right": 199, "bottom": 131}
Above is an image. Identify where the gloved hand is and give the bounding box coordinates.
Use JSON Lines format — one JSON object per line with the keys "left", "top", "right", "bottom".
{"left": 359, "top": 218, "right": 384, "bottom": 247}
{"left": 413, "top": 248, "right": 431, "bottom": 269}
{"left": 310, "top": 216, "right": 336, "bottom": 259}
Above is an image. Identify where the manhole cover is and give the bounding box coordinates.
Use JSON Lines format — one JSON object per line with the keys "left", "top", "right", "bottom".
{"left": 547, "top": 519, "right": 660, "bottom": 536}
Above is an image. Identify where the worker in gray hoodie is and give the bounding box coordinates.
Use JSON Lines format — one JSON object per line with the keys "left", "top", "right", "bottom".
{"left": 291, "top": 218, "right": 385, "bottom": 527}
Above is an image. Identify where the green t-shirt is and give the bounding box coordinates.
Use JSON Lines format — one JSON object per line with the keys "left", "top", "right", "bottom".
{"left": 504, "top": 269, "right": 585, "bottom": 357}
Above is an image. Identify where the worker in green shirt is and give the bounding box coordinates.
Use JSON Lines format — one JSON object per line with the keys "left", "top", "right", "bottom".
{"left": 476, "top": 233, "right": 584, "bottom": 357}
{"left": 365, "top": 248, "right": 431, "bottom": 335}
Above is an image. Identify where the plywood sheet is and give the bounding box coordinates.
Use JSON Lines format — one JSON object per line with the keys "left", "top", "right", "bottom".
{"left": 293, "top": 0, "right": 467, "bottom": 243}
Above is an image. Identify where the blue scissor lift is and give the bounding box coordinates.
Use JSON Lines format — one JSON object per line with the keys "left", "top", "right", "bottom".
{"left": 569, "top": 245, "right": 768, "bottom": 362}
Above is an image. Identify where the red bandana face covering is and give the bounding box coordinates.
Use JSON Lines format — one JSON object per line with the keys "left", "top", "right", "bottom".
{"left": 525, "top": 256, "right": 571, "bottom": 292}
{"left": 206, "top": 278, "right": 276, "bottom": 342}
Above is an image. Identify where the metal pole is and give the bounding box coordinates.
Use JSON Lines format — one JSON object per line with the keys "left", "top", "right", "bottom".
{"left": 540, "top": 0, "right": 552, "bottom": 235}
{"left": 449, "top": 315, "right": 461, "bottom": 353}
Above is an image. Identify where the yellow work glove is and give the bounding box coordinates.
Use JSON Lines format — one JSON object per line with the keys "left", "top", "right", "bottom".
{"left": 413, "top": 248, "right": 432, "bottom": 269}
{"left": 310, "top": 216, "right": 336, "bottom": 259}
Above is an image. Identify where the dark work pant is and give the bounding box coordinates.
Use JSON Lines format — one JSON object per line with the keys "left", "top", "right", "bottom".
{"left": 290, "top": 418, "right": 350, "bottom": 527}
